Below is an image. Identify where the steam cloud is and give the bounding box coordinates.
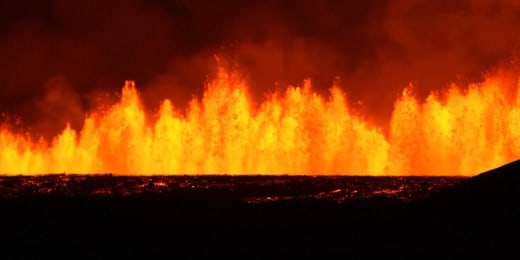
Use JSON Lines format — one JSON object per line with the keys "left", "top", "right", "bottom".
{"left": 1, "top": 0, "right": 520, "bottom": 139}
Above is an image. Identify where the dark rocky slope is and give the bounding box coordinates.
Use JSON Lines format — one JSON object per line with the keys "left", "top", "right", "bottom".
{"left": 402, "top": 160, "right": 520, "bottom": 258}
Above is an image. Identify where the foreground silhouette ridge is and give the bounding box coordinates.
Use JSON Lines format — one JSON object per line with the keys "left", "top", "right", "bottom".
{"left": 408, "top": 159, "right": 520, "bottom": 258}
{"left": 426, "top": 159, "right": 520, "bottom": 211}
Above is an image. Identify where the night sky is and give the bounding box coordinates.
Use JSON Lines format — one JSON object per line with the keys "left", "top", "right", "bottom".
{"left": 1, "top": 0, "right": 520, "bottom": 138}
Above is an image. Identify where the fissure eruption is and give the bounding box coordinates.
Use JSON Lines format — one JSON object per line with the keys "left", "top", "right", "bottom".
{"left": 1, "top": 66, "right": 519, "bottom": 175}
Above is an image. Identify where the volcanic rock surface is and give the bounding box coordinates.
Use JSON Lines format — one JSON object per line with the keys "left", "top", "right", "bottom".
{"left": 0, "top": 161, "right": 519, "bottom": 258}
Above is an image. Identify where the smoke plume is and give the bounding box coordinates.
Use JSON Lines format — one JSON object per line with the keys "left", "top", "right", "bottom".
{"left": 1, "top": 0, "right": 520, "bottom": 138}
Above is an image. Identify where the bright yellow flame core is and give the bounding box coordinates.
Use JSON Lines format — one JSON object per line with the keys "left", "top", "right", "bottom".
{"left": 1, "top": 68, "right": 519, "bottom": 175}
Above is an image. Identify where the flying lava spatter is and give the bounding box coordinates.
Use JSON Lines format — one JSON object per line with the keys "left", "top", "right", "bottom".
{"left": 1, "top": 66, "right": 519, "bottom": 175}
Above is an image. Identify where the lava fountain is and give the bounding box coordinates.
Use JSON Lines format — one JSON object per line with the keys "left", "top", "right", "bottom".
{"left": 1, "top": 66, "right": 519, "bottom": 176}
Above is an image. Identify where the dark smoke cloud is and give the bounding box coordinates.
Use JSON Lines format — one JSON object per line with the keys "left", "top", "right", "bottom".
{"left": 1, "top": 0, "right": 520, "bottom": 138}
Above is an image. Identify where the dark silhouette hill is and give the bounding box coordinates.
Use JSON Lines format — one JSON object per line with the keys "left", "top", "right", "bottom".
{"left": 402, "top": 160, "right": 520, "bottom": 258}
{"left": 432, "top": 159, "right": 520, "bottom": 206}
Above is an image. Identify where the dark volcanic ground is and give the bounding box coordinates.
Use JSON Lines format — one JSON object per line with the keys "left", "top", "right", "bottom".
{"left": 0, "top": 175, "right": 464, "bottom": 203}
{"left": 0, "top": 165, "right": 519, "bottom": 258}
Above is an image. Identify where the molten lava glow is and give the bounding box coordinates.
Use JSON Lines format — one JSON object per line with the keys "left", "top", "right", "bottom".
{"left": 1, "top": 67, "right": 519, "bottom": 175}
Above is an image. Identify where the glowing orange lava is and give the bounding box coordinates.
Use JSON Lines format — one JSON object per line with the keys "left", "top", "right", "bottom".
{"left": 1, "top": 67, "right": 519, "bottom": 175}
